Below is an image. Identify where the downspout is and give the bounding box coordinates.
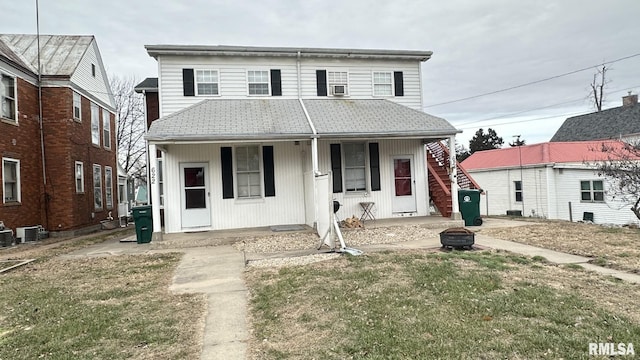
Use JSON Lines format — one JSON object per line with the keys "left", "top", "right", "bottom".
{"left": 36, "top": 0, "right": 49, "bottom": 229}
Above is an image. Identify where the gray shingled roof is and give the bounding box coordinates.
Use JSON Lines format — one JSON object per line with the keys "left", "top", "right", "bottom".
{"left": 0, "top": 34, "right": 93, "bottom": 76}
{"left": 134, "top": 77, "right": 158, "bottom": 93}
{"left": 146, "top": 99, "right": 313, "bottom": 141}
{"left": 146, "top": 99, "right": 458, "bottom": 142}
{"left": 305, "top": 99, "right": 458, "bottom": 138}
{"left": 550, "top": 104, "right": 640, "bottom": 142}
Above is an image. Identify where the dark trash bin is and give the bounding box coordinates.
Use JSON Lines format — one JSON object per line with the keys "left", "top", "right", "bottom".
{"left": 132, "top": 205, "right": 153, "bottom": 244}
{"left": 458, "top": 189, "right": 483, "bottom": 226}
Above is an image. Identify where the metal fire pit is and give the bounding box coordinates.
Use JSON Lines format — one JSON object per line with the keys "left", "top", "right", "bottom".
{"left": 439, "top": 227, "right": 475, "bottom": 250}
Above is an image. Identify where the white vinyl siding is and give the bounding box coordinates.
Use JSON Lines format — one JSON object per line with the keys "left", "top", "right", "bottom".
{"left": 373, "top": 71, "right": 392, "bottom": 96}
{"left": 69, "top": 41, "right": 115, "bottom": 109}
{"left": 91, "top": 103, "right": 100, "bottom": 145}
{"left": 247, "top": 70, "right": 270, "bottom": 95}
{"left": 93, "top": 164, "right": 103, "bottom": 210}
{"left": 1, "top": 73, "right": 16, "bottom": 122}
{"left": 102, "top": 109, "right": 110, "bottom": 149}
{"left": 195, "top": 70, "right": 219, "bottom": 96}
{"left": 236, "top": 145, "right": 261, "bottom": 198}
{"left": 73, "top": 92, "right": 82, "bottom": 121}
{"left": 157, "top": 56, "right": 422, "bottom": 116}
{"left": 75, "top": 161, "right": 84, "bottom": 193}
{"left": 2, "top": 158, "right": 20, "bottom": 203}
{"left": 105, "top": 166, "right": 113, "bottom": 209}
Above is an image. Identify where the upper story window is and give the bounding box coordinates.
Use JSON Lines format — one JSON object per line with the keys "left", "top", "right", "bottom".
{"left": 91, "top": 103, "right": 100, "bottom": 145}
{"left": 196, "top": 70, "right": 219, "bottom": 96}
{"left": 102, "top": 109, "right": 110, "bottom": 149}
{"left": 2, "top": 158, "right": 20, "bottom": 203}
{"left": 328, "top": 71, "right": 349, "bottom": 96}
{"left": 91, "top": 64, "right": 96, "bottom": 77}
{"left": 514, "top": 181, "right": 522, "bottom": 202}
{"left": 373, "top": 72, "right": 393, "bottom": 96}
{"left": 247, "top": 71, "right": 270, "bottom": 95}
{"left": 236, "top": 145, "right": 261, "bottom": 199}
{"left": 581, "top": 180, "right": 604, "bottom": 202}
{"left": 73, "top": 92, "right": 82, "bottom": 121}
{"left": 1, "top": 73, "right": 16, "bottom": 122}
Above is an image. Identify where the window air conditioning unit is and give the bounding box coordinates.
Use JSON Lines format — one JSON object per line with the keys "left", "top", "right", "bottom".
{"left": 331, "top": 84, "right": 347, "bottom": 96}
{"left": 0, "top": 229, "right": 13, "bottom": 247}
{"left": 16, "top": 226, "right": 40, "bottom": 243}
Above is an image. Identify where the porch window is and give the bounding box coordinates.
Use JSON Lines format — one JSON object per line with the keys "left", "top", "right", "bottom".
{"left": 2, "top": 158, "right": 20, "bottom": 203}
{"left": 102, "top": 109, "right": 111, "bottom": 149}
{"left": 73, "top": 91, "right": 82, "bottom": 121}
{"left": 581, "top": 180, "right": 604, "bottom": 202}
{"left": 105, "top": 166, "right": 113, "bottom": 209}
{"left": 514, "top": 181, "right": 522, "bottom": 202}
{"left": 236, "top": 145, "right": 261, "bottom": 198}
{"left": 247, "top": 70, "right": 270, "bottom": 95}
{"left": 344, "top": 143, "right": 366, "bottom": 192}
{"left": 1, "top": 73, "right": 16, "bottom": 122}
{"left": 93, "top": 164, "right": 103, "bottom": 210}
{"left": 373, "top": 72, "right": 393, "bottom": 96}
{"left": 196, "top": 70, "right": 219, "bottom": 95}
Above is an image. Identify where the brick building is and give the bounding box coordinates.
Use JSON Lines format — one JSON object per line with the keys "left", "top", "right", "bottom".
{"left": 0, "top": 34, "right": 117, "bottom": 237}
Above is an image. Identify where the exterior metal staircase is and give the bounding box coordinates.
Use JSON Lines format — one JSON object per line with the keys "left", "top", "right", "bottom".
{"left": 426, "top": 141, "right": 482, "bottom": 217}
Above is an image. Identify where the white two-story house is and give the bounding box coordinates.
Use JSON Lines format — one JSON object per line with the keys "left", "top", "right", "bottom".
{"left": 140, "top": 45, "right": 463, "bottom": 238}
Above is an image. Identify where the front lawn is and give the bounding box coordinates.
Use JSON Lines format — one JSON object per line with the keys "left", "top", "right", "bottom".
{"left": 245, "top": 250, "right": 640, "bottom": 359}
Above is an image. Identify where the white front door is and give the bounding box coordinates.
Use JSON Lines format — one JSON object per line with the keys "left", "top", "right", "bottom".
{"left": 392, "top": 156, "right": 417, "bottom": 213}
{"left": 180, "top": 163, "right": 211, "bottom": 228}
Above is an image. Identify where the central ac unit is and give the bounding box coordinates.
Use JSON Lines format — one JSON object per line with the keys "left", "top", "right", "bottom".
{"left": 331, "top": 84, "right": 347, "bottom": 96}
{"left": 0, "top": 229, "right": 13, "bottom": 247}
{"left": 16, "top": 226, "right": 40, "bottom": 243}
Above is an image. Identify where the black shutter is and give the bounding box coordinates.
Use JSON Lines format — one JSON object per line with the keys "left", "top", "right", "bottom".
{"left": 270, "top": 69, "right": 282, "bottom": 96}
{"left": 394, "top": 71, "right": 404, "bottom": 97}
{"left": 369, "top": 143, "right": 381, "bottom": 191}
{"left": 263, "top": 146, "right": 275, "bottom": 197}
{"left": 316, "top": 70, "right": 327, "bottom": 96}
{"left": 330, "top": 144, "right": 342, "bottom": 193}
{"left": 183, "top": 69, "right": 195, "bottom": 96}
{"left": 221, "top": 147, "right": 234, "bottom": 199}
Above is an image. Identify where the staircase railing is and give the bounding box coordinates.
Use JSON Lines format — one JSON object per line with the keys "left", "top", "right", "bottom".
{"left": 425, "top": 141, "right": 482, "bottom": 190}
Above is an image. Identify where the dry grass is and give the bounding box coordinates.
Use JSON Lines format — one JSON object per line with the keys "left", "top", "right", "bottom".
{"left": 478, "top": 220, "right": 640, "bottom": 273}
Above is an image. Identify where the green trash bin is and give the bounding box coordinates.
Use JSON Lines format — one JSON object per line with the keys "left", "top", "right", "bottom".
{"left": 458, "top": 189, "right": 483, "bottom": 226}
{"left": 132, "top": 205, "right": 153, "bottom": 244}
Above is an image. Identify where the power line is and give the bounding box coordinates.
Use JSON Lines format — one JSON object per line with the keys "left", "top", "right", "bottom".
{"left": 456, "top": 110, "right": 587, "bottom": 130}
{"left": 424, "top": 52, "right": 640, "bottom": 108}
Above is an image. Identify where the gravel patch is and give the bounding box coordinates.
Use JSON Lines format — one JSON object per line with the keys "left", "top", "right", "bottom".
{"left": 247, "top": 253, "right": 341, "bottom": 268}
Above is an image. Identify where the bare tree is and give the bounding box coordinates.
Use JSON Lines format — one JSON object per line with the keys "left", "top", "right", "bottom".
{"left": 111, "top": 75, "right": 146, "bottom": 181}
{"left": 588, "top": 141, "right": 640, "bottom": 220}
{"left": 590, "top": 65, "right": 608, "bottom": 112}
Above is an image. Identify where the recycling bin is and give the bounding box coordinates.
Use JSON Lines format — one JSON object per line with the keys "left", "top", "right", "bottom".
{"left": 458, "top": 189, "right": 483, "bottom": 226}
{"left": 132, "top": 205, "right": 153, "bottom": 244}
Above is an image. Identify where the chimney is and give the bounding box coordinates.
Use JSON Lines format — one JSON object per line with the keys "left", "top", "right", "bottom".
{"left": 622, "top": 92, "right": 638, "bottom": 107}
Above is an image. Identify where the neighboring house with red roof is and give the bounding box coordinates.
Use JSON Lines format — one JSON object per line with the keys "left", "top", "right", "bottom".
{"left": 461, "top": 140, "right": 639, "bottom": 225}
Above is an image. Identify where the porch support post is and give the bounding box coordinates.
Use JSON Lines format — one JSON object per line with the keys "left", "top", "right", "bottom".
{"left": 311, "top": 137, "right": 319, "bottom": 174}
{"left": 448, "top": 136, "right": 462, "bottom": 220}
{"left": 148, "top": 143, "right": 163, "bottom": 240}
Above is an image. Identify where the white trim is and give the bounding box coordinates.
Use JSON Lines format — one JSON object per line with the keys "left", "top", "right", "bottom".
{"left": 246, "top": 69, "right": 271, "bottom": 96}
{"left": 195, "top": 69, "right": 220, "bottom": 96}
{"left": 327, "top": 70, "right": 349, "bottom": 97}
{"left": 93, "top": 164, "right": 103, "bottom": 210}
{"left": 342, "top": 142, "right": 369, "bottom": 194}
{"left": 2, "top": 157, "right": 20, "bottom": 203}
{"left": 580, "top": 179, "right": 605, "bottom": 203}
{"left": 234, "top": 144, "right": 263, "bottom": 199}
{"left": 75, "top": 161, "right": 84, "bottom": 193}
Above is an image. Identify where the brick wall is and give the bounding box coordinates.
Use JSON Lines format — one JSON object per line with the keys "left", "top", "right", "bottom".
{"left": 0, "top": 78, "right": 46, "bottom": 232}
{"left": 145, "top": 91, "right": 159, "bottom": 129}
{"left": 42, "top": 87, "right": 118, "bottom": 231}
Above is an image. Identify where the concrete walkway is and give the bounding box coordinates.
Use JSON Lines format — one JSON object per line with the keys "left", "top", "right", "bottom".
{"left": 61, "top": 219, "right": 640, "bottom": 360}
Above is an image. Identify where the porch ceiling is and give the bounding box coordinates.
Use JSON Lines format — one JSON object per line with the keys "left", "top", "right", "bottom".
{"left": 145, "top": 98, "right": 459, "bottom": 143}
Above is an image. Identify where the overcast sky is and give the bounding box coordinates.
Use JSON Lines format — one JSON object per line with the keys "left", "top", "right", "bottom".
{"left": 4, "top": 0, "right": 640, "bottom": 146}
